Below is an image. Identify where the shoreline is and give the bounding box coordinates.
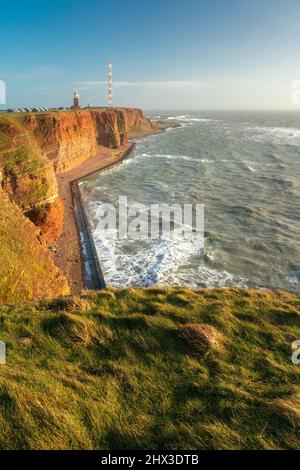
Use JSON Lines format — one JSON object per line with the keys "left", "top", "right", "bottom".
{"left": 71, "top": 142, "right": 136, "bottom": 290}
{"left": 52, "top": 122, "right": 171, "bottom": 294}
{"left": 52, "top": 143, "right": 135, "bottom": 294}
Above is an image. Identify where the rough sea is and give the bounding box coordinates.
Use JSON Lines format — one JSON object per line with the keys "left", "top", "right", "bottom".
{"left": 79, "top": 111, "right": 300, "bottom": 293}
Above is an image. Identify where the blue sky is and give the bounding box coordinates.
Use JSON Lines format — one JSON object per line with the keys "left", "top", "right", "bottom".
{"left": 1, "top": 0, "right": 300, "bottom": 109}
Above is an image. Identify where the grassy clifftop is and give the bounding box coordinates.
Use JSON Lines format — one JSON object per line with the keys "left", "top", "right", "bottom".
{"left": 0, "top": 287, "right": 299, "bottom": 449}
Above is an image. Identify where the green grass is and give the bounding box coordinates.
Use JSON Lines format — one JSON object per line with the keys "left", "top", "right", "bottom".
{"left": 0, "top": 116, "right": 53, "bottom": 209}
{"left": 1, "top": 145, "right": 45, "bottom": 177}
{"left": 0, "top": 287, "right": 299, "bottom": 450}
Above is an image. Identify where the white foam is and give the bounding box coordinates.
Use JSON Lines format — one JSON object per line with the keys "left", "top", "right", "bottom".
{"left": 87, "top": 201, "right": 248, "bottom": 289}
{"left": 286, "top": 275, "right": 299, "bottom": 286}
{"left": 141, "top": 153, "right": 200, "bottom": 163}
{"left": 167, "top": 115, "right": 219, "bottom": 124}
{"left": 92, "top": 229, "right": 203, "bottom": 287}
{"left": 140, "top": 153, "right": 226, "bottom": 164}
{"left": 188, "top": 118, "right": 215, "bottom": 122}
{"left": 167, "top": 115, "right": 189, "bottom": 120}
{"left": 251, "top": 126, "right": 300, "bottom": 135}
{"left": 247, "top": 125, "right": 300, "bottom": 144}
{"left": 197, "top": 266, "right": 248, "bottom": 288}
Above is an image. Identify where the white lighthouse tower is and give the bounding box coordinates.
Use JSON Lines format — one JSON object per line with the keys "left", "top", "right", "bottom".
{"left": 73, "top": 90, "right": 80, "bottom": 109}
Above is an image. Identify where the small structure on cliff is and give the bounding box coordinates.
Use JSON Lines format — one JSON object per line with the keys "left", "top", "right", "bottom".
{"left": 73, "top": 91, "right": 80, "bottom": 109}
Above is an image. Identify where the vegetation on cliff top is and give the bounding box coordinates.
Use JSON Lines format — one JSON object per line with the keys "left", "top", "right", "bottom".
{"left": 0, "top": 287, "right": 299, "bottom": 450}
{"left": 0, "top": 115, "right": 53, "bottom": 209}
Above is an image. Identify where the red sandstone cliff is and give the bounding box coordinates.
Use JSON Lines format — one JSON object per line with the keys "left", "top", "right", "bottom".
{"left": 24, "top": 108, "right": 155, "bottom": 173}
{"left": 0, "top": 119, "right": 64, "bottom": 243}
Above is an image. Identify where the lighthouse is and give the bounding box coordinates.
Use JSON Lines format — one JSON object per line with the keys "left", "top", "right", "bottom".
{"left": 73, "top": 90, "right": 80, "bottom": 109}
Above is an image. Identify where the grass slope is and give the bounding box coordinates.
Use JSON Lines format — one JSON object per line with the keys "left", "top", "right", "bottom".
{"left": 0, "top": 287, "right": 299, "bottom": 450}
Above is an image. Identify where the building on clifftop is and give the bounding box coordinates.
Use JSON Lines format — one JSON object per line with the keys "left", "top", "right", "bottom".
{"left": 73, "top": 90, "right": 80, "bottom": 109}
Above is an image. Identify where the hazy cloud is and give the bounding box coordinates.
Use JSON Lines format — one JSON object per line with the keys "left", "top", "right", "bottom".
{"left": 71, "top": 77, "right": 295, "bottom": 110}
{"left": 74, "top": 80, "right": 217, "bottom": 91}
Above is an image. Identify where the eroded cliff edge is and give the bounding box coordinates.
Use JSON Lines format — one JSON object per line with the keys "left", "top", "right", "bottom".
{"left": 0, "top": 108, "right": 158, "bottom": 301}
{"left": 24, "top": 108, "right": 155, "bottom": 173}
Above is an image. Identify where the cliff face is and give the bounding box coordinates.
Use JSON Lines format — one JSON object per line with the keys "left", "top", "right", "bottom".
{"left": 0, "top": 188, "right": 69, "bottom": 302}
{"left": 0, "top": 119, "right": 64, "bottom": 243}
{"left": 24, "top": 108, "right": 155, "bottom": 173}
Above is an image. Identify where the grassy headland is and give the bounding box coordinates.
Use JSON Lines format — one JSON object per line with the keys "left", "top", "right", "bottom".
{"left": 0, "top": 287, "right": 299, "bottom": 450}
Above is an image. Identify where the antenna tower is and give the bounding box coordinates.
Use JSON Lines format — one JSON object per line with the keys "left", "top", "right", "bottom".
{"left": 108, "top": 60, "right": 113, "bottom": 107}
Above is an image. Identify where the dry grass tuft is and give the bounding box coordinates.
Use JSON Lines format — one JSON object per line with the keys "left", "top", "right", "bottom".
{"left": 47, "top": 312, "right": 99, "bottom": 346}
{"left": 17, "top": 336, "right": 33, "bottom": 346}
{"left": 48, "top": 296, "right": 94, "bottom": 314}
{"left": 179, "top": 323, "right": 223, "bottom": 352}
{"left": 64, "top": 296, "right": 94, "bottom": 314}
{"left": 269, "top": 390, "right": 300, "bottom": 426}
{"left": 97, "top": 324, "right": 114, "bottom": 346}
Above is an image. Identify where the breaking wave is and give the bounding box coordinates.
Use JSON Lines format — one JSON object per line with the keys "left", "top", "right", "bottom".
{"left": 247, "top": 125, "right": 300, "bottom": 145}
{"left": 140, "top": 153, "right": 228, "bottom": 163}
{"left": 167, "top": 115, "right": 220, "bottom": 123}
{"left": 92, "top": 227, "right": 203, "bottom": 287}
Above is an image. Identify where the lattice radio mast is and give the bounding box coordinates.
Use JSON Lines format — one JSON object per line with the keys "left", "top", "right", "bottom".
{"left": 108, "top": 60, "right": 113, "bottom": 107}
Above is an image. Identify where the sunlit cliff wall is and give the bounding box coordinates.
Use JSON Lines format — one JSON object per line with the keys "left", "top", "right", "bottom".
{"left": 24, "top": 108, "right": 154, "bottom": 173}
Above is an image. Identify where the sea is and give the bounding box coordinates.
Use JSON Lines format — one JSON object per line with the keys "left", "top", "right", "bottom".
{"left": 79, "top": 111, "right": 300, "bottom": 293}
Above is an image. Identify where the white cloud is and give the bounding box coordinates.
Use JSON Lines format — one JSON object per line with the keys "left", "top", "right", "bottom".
{"left": 74, "top": 79, "right": 215, "bottom": 91}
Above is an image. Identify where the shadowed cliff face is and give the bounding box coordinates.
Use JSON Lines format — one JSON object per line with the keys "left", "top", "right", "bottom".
{"left": 24, "top": 108, "right": 154, "bottom": 173}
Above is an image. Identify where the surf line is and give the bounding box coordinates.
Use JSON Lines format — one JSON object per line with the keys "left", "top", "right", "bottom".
{"left": 71, "top": 143, "right": 136, "bottom": 290}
